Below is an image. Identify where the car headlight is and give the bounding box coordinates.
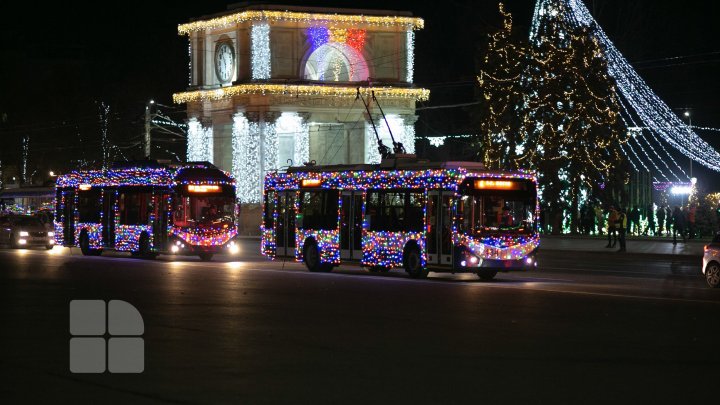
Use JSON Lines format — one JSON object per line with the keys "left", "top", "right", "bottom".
{"left": 19, "top": 231, "right": 29, "bottom": 237}
{"left": 48, "top": 231, "right": 55, "bottom": 237}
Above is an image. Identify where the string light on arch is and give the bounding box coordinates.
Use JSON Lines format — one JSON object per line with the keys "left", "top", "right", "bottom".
{"left": 178, "top": 10, "right": 424, "bottom": 35}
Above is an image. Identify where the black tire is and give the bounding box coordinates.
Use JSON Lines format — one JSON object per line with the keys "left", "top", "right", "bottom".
{"left": 198, "top": 252, "right": 214, "bottom": 261}
{"left": 404, "top": 246, "right": 428, "bottom": 279}
{"left": 706, "top": 262, "right": 720, "bottom": 288}
{"left": 45, "top": 245, "right": 54, "bottom": 250}
{"left": 79, "top": 231, "right": 101, "bottom": 256}
{"left": 303, "top": 240, "right": 332, "bottom": 272}
{"left": 476, "top": 269, "right": 498, "bottom": 281}
{"left": 138, "top": 233, "right": 156, "bottom": 259}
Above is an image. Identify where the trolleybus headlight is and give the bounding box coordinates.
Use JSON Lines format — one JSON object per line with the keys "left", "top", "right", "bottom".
{"left": 49, "top": 239, "right": 55, "bottom": 244}
{"left": 47, "top": 231, "right": 55, "bottom": 237}
{"left": 18, "top": 239, "right": 27, "bottom": 245}
{"left": 19, "top": 231, "right": 29, "bottom": 237}
{"left": 171, "top": 245, "right": 180, "bottom": 253}
{"left": 228, "top": 241, "right": 239, "bottom": 255}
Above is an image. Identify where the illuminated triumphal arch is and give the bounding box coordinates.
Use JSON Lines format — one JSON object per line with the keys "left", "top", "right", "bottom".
{"left": 173, "top": 5, "right": 428, "bottom": 211}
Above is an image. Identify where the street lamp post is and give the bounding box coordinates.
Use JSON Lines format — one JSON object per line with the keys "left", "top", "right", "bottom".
{"left": 144, "top": 100, "right": 155, "bottom": 159}
{"left": 684, "top": 111, "right": 692, "bottom": 179}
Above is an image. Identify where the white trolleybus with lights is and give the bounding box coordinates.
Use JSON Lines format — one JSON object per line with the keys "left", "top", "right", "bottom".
{"left": 261, "top": 158, "right": 539, "bottom": 280}
{"left": 54, "top": 161, "right": 239, "bottom": 261}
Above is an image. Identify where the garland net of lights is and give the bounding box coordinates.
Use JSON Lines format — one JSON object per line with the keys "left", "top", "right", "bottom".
{"left": 251, "top": 22, "right": 271, "bottom": 80}
{"left": 187, "top": 118, "right": 214, "bottom": 163}
{"left": 530, "top": 0, "right": 720, "bottom": 173}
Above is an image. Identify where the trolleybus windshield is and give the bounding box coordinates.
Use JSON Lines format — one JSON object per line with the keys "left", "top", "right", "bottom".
{"left": 173, "top": 191, "right": 235, "bottom": 228}
{"left": 458, "top": 179, "right": 536, "bottom": 235}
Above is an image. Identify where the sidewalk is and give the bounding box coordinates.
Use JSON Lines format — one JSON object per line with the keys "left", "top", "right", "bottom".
{"left": 540, "top": 235, "right": 705, "bottom": 257}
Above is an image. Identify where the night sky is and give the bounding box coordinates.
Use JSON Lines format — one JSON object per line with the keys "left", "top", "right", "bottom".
{"left": 1, "top": 1, "right": 719, "bottom": 188}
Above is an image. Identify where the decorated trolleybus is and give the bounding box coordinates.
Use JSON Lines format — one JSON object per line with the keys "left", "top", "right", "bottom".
{"left": 54, "top": 161, "right": 238, "bottom": 261}
{"left": 261, "top": 159, "right": 539, "bottom": 279}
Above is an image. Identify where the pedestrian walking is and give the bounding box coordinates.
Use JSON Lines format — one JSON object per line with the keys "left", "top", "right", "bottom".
{"left": 656, "top": 204, "right": 666, "bottom": 236}
{"left": 606, "top": 205, "right": 618, "bottom": 248}
{"left": 630, "top": 205, "right": 641, "bottom": 236}
{"left": 672, "top": 206, "right": 686, "bottom": 245}
{"left": 617, "top": 207, "right": 627, "bottom": 252}
{"left": 644, "top": 203, "right": 655, "bottom": 236}
{"left": 665, "top": 206, "right": 672, "bottom": 236}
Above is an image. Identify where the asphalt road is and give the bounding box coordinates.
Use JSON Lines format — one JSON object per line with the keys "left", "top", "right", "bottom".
{"left": 2, "top": 241, "right": 719, "bottom": 404}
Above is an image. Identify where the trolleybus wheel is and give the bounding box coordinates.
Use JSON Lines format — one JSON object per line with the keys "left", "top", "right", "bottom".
{"left": 476, "top": 269, "right": 498, "bottom": 281}
{"left": 199, "top": 252, "right": 214, "bottom": 261}
{"left": 303, "top": 240, "right": 331, "bottom": 272}
{"left": 79, "top": 230, "right": 102, "bottom": 256}
{"left": 404, "top": 246, "right": 428, "bottom": 279}
{"left": 138, "top": 233, "right": 157, "bottom": 259}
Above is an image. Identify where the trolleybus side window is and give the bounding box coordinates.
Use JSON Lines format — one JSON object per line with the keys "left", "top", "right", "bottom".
{"left": 264, "top": 191, "right": 277, "bottom": 229}
{"left": 77, "top": 189, "right": 101, "bottom": 223}
{"left": 119, "top": 191, "right": 151, "bottom": 225}
{"left": 366, "top": 190, "right": 424, "bottom": 232}
{"left": 298, "top": 190, "right": 339, "bottom": 230}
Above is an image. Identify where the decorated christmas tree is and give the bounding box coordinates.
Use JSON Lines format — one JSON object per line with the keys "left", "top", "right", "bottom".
{"left": 473, "top": 3, "right": 527, "bottom": 169}
{"left": 475, "top": 1, "right": 628, "bottom": 233}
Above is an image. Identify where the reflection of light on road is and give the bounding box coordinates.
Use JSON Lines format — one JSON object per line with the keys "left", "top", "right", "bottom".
{"left": 226, "top": 261, "right": 247, "bottom": 280}
{"left": 168, "top": 261, "right": 186, "bottom": 270}
{"left": 226, "top": 261, "right": 245, "bottom": 270}
{"left": 47, "top": 246, "right": 63, "bottom": 255}
{"left": 14, "top": 249, "right": 29, "bottom": 257}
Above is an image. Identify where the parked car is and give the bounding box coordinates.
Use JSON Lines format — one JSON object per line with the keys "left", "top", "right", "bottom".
{"left": 702, "top": 233, "right": 720, "bottom": 288}
{"left": 0, "top": 215, "right": 55, "bottom": 249}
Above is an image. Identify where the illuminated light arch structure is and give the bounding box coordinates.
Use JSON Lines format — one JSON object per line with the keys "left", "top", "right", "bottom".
{"left": 174, "top": 5, "right": 426, "bottom": 232}
{"left": 303, "top": 42, "right": 370, "bottom": 82}
{"left": 530, "top": 0, "right": 720, "bottom": 183}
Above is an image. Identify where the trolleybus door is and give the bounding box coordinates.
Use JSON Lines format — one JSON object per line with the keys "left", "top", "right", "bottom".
{"left": 352, "top": 193, "right": 363, "bottom": 260}
{"left": 152, "top": 190, "right": 170, "bottom": 251}
{"left": 340, "top": 191, "right": 352, "bottom": 260}
{"left": 102, "top": 188, "right": 116, "bottom": 248}
{"left": 426, "top": 190, "right": 440, "bottom": 265}
{"left": 276, "top": 191, "right": 296, "bottom": 258}
{"left": 440, "top": 191, "right": 454, "bottom": 266}
{"left": 62, "top": 189, "right": 75, "bottom": 246}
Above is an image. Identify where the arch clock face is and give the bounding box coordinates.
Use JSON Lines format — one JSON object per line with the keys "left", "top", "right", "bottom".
{"left": 215, "top": 42, "right": 235, "bottom": 83}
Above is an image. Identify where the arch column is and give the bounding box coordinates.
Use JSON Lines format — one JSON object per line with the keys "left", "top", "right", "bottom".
{"left": 231, "top": 111, "right": 261, "bottom": 203}
{"left": 187, "top": 117, "right": 213, "bottom": 163}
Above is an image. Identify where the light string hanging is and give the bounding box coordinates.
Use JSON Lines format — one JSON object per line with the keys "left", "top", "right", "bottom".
{"left": 531, "top": 0, "right": 720, "bottom": 173}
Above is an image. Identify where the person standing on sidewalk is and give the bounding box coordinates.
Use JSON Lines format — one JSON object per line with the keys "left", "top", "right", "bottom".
{"left": 594, "top": 204, "right": 604, "bottom": 235}
{"left": 672, "top": 206, "right": 687, "bottom": 245}
{"left": 606, "top": 205, "right": 618, "bottom": 248}
{"left": 644, "top": 203, "right": 655, "bottom": 236}
{"left": 657, "top": 204, "right": 666, "bottom": 236}
{"left": 665, "top": 206, "right": 673, "bottom": 236}
{"left": 688, "top": 204, "right": 697, "bottom": 239}
{"left": 617, "top": 207, "right": 627, "bottom": 252}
